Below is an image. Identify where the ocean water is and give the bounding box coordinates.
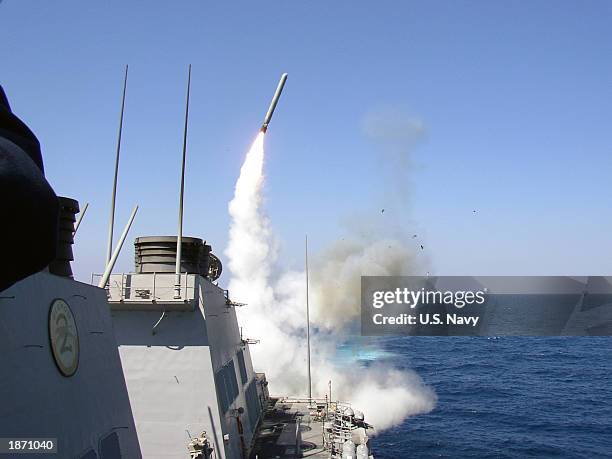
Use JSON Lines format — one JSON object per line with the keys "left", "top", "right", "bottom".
{"left": 360, "top": 337, "right": 612, "bottom": 458}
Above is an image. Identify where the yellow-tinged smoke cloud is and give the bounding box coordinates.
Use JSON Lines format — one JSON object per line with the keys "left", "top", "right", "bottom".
{"left": 225, "top": 130, "right": 436, "bottom": 432}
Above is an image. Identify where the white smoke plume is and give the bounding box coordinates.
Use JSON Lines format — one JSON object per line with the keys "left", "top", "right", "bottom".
{"left": 309, "top": 108, "right": 429, "bottom": 331}
{"left": 225, "top": 123, "right": 436, "bottom": 432}
{"left": 309, "top": 237, "right": 420, "bottom": 331}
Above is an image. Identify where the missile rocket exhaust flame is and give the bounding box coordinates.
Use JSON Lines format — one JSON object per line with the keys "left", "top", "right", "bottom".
{"left": 261, "top": 73, "right": 288, "bottom": 133}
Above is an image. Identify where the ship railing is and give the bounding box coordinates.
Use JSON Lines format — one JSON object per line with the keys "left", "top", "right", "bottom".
{"left": 328, "top": 401, "right": 357, "bottom": 458}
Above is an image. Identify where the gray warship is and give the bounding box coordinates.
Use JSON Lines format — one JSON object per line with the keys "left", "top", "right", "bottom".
{"left": 0, "top": 72, "right": 376, "bottom": 459}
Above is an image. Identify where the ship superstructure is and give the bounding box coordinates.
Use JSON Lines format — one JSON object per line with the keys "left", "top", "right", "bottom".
{"left": 102, "top": 234, "right": 376, "bottom": 459}
{"left": 104, "top": 236, "right": 267, "bottom": 459}
{"left": 0, "top": 198, "right": 142, "bottom": 458}
{"left": 0, "top": 269, "right": 141, "bottom": 458}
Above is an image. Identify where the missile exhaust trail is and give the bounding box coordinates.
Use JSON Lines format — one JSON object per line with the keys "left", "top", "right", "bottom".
{"left": 260, "top": 73, "right": 288, "bottom": 133}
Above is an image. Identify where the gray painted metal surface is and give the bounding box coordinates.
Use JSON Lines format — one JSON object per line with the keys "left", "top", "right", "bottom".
{"left": 109, "top": 272, "right": 263, "bottom": 459}
{"left": 0, "top": 271, "right": 141, "bottom": 458}
{"left": 134, "top": 236, "right": 211, "bottom": 275}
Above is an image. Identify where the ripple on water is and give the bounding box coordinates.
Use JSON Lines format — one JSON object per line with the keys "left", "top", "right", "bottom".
{"left": 370, "top": 337, "right": 612, "bottom": 458}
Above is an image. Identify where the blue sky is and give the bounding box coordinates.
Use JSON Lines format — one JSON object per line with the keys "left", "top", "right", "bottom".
{"left": 1, "top": 1, "right": 611, "bottom": 280}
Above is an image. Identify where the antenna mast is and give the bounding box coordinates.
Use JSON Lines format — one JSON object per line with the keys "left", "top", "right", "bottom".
{"left": 106, "top": 65, "right": 129, "bottom": 267}
{"left": 174, "top": 64, "right": 191, "bottom": 298}
{"left": 98, "top": 205, "right": 139, "bottom": 288}
{"left": 73, "top": 202, "right": 89, "bottom": 236}
{"left": 306, "top": 235, "right": 312, "bottom": 405}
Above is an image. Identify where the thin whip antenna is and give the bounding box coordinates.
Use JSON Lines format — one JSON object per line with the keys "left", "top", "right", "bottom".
{"left": 98, "top": 205, "right": 139, "bottom": 288}
{"left": 106, "top": 65, "right": 129, "bottom": 266}
{"left": 174, "top": 64, "right": 191, "bottom": 298}
{"left": 306, "top": 235, "right": 312, "bottom": 405}
{"left": 73, "top": 202, "right": 89, "bottom": 236}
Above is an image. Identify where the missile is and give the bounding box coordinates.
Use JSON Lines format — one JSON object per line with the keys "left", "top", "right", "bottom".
{"left": 260, "top": 73, "right": 288, "bottom": 133}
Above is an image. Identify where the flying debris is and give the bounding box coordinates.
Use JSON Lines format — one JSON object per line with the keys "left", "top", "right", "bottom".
{"left": 260, "top": 73, "right": 288, "bottom": 133}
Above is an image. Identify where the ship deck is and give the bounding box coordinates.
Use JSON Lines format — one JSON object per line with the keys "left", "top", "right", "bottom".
{"left": 250, "top": 398, "right": 330, "bottom": 459}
